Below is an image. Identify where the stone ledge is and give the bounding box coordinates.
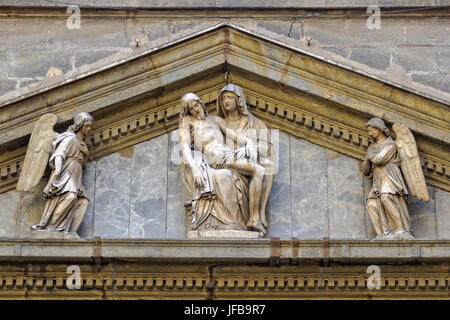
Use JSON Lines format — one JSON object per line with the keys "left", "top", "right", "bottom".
{"left": 0, "top": 238, "right": 448, "bottom": 262}
{"left": 2, "top": 0, "right": 448, "bottom": 9}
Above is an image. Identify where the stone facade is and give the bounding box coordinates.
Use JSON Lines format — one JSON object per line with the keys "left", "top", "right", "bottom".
{"left": 0, "top": 2, "right": 448, "bottom": 300}
{"left": 1, "top": 130, "right": 448, "bottom": 240}
{"left": 1, "top": 3, "right": 449, "bottom": 98}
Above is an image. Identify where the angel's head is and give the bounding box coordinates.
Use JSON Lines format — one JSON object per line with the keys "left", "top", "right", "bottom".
{"left": 69, "top": 112, "right": 94, "bottom": 136}
{"left": 366, "top": 117, "right": 389, "bottom": 140}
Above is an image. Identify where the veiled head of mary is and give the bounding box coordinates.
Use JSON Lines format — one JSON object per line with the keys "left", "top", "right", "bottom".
{"left": 217, "top": 84, "right": 249, "bottom": 120}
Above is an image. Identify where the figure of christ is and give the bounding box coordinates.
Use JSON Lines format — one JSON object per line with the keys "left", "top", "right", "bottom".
{"left": 179, "top": 93, "right": 266, "bottom": 234}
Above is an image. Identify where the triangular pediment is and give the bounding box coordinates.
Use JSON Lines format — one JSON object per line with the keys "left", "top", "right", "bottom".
{"left": 0, "top": 24, "right": 448, "bottom": 193}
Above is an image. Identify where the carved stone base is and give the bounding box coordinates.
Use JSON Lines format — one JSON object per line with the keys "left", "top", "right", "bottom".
{"left": 30, "top": 229, "right": 81, "bottom": 240}
{"left": 187, "top": 230, "right": 263, "bottom": 239}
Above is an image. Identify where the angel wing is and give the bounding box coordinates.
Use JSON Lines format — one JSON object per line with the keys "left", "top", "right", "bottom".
{"left": 16, "top": 113, "right": 57, "bottom": 192}
{"left": 392, "top": 123, "right": 430, "bottom": 202}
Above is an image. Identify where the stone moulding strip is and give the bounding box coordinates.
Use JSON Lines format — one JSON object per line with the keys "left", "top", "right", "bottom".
{"left": 0, "top": 239, "right": 448, "bottom": 298}
{"left": 0, "top": 87, "right": 448, "bottom": 194}
{"left": 0, "top": 239, "right": 449, "bottom": 261}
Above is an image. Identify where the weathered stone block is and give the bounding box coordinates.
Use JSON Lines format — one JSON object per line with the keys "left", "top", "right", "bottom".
{"left": 129, "top": 135, "right": 168, "bottom": 239}
{"left": 363, "top": 176, "right": 377, "bottom": 239}
{"left": 435, "top": 188, "right": 450, "bottom": 239}
{"left": 75, "top": 50, "right": 117, "bottom": 68}
{"left": 350, "top": 47, "right": 392, "bottom": 70}
{"left": 257, "top": 20, "right": 300, "bottom": 40}
{"left": 170, "top": 21, "right": 216, "bottom": 36}
{"left": 320, "top": 46, "right": 350, "bottom": 59}
{"left": 268, "top": 131, "right": 292, "bottom": 238}
{"left": 4, "top": 47, "right": 74, "bottom": 78}
{"left": 327, "top": 153, "right": 366, "bottom": 239}
{"left": 393, "top": 47, "right": 438, "bottom": 72}
{"left": 17, "top": 180, "right": 47, "bottom": 238}
{"left": 437, "top": 47, "right": 450, "bottom": 74}
{"left": 408, "top": 186, "right": 437, "bottom": 239}
{"left": 404, "top": 19, "right": 450, "bottom": 45}
{"left": 48, "top": 19, "right": 129, "bottom": 49}
{"left": 0, "top": 79, "right": 17, "bottom": 95}
{"left": 139, "top": 20, "right": 171, "bottom": 41}
{"left": 166, "top": 130, "right": 186, "bottom": 239}
{"left": 94, "top": 150, "right": 132, "bottom": 238}
{"left": 411, "top": 74, "right": 450, "bottom": 93}
{"left": 290, "top": 136, "right": 328, "bottom": 239}
{"left": 0, "top": 189, "right": 20, "bottom": 238}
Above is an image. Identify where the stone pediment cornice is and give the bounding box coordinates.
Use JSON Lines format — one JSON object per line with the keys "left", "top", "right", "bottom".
{"left": 0, "top": 24, "right": 448, "bottom": 193}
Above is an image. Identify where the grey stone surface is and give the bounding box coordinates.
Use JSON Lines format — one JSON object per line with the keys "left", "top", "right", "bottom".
{"left": 257, "top": 20, "right": 300, "bottom": 40}
{"left": 0, "top": 189, "right": 20, "bottom": 238}
{"left": 77, "top": 161, "right": 97, "bottom": 239}
{"left": 140, "top": 20, "right": 171, "bottom": 41}
{"left": 129, "top": 134, "right": 168, "bottom": 239}
{"left": 6, "top": 1, "right": 444, "bottom": 8}
{"left": 17, "top": 180, "right": 47, "bottom": 238}
{"left": 363, "top": 177, "right": 377, "bottom": 239}
{"left": 0, "top": 9, "right": 449, "bottom": 97}
{"left": 75, "top": 50, "right": 118, "bottom": 68}
{"left": 290, "top": 136, "right": 328, "bottom": 239}
{"left": 268, "top": 131, "right": 292, "bottom": 238}
{"left": 166, "top": 130, "right": 186, "bottom": 239}
{"left": 48, "top": 19, "right": 129, "bottom": 49}
{"left": 435, "top": 188, "right": 450, "bottom": 239}
{"left": 411, "top": 74, "right": 450, "bottom": 93}
{"left": 437, "top": 47, "right": 450, "bottom": 74}
{"left": 350, "top": 47, "right": 392, "bottom": 70}
{"left": 327, "top": 153, "right": 366, "bottom": 239}
{"left": 404, "top": 19, "right": 450, "bottom": 45}
{"left": 0, "top": 79, "right": 17, "bottom": 93}
{"left": 4, "top": 47, "right": 74, "bottom": 78}
{"left": 408, "top": 186, "right": 437, "bottom": 239}
{"left": 93, "top": 150, "right": 132, "bottom": 238}
{"left": 393, "top": 47, "right": 439, "bottom": 72}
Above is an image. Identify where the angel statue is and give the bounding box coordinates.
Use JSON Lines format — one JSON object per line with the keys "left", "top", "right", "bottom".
{"left": 16, "top": 112, "right": 94, "bottom": 237}
{"left": 362, "top": 118, "right": 429, "bottom": 240}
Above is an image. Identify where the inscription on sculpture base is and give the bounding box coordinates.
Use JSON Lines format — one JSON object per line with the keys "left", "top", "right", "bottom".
{"left": 187, "top": 230, "right": 263, "bottom": 239}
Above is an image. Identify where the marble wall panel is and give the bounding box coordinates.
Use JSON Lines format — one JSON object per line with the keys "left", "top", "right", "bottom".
{"left": 77, "top": 161, "right": 96, "bottom": 239}
{"left": 166, "top": 130, "right": 187, "bottom": 239}
{"left": 129, "top": 134, "right": 168, "bottom": 239}
{"left": 290, "top": 136, "right": 329, "bottom": 239}
{"left": 0, "top": 189, "right": 20, "bottom": 238}
{"left": 408, "top": 186, "right": 437, "bottom": 239}
{"left": 93, "top": 149, "right": 132, "bottom": 238}
{"left": 435, "top": 188, "right": 450, "bottom": 239}
{"left": 363, "top": 177, "right": 377, "bottom": 239}
{"left": 17, "top": 180, "right": 47, "bottom": 238}
{"left": 327, "top": 152, "right": 366, "bottom": 239}
{"left": 268, "top": 131, "right": 292, "bottom": 238}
